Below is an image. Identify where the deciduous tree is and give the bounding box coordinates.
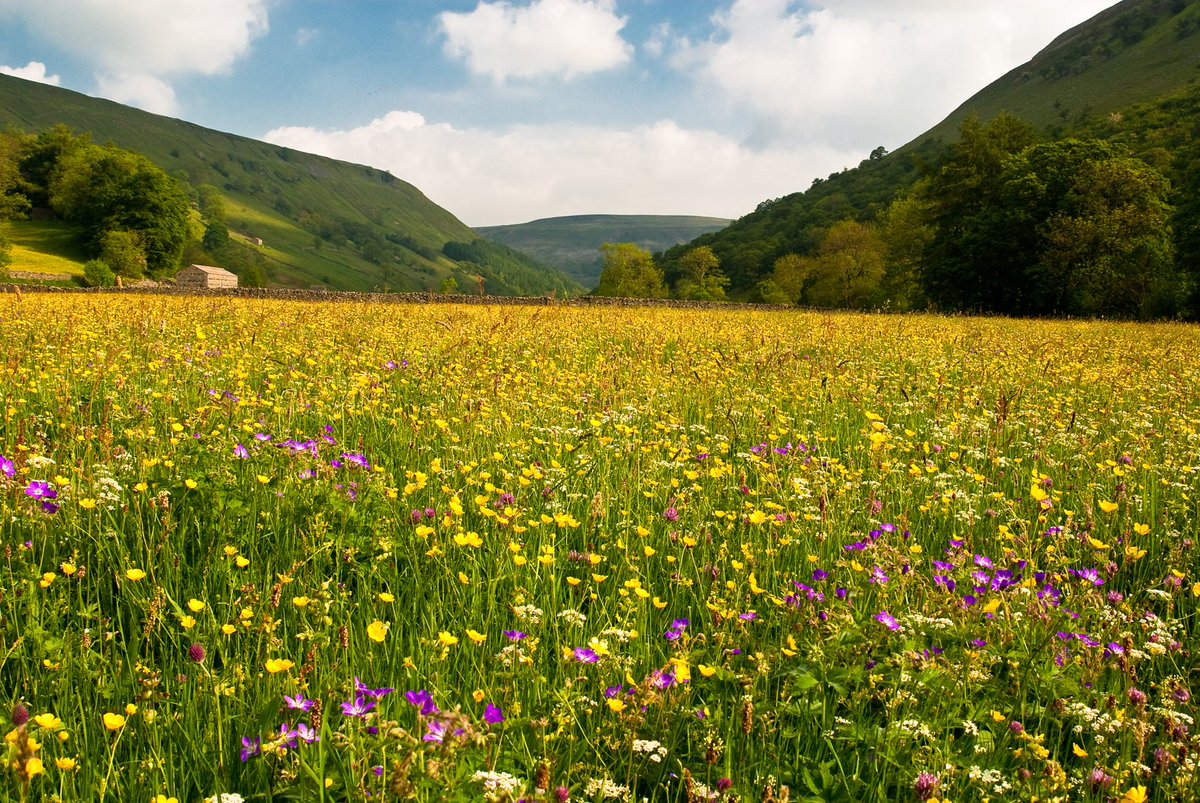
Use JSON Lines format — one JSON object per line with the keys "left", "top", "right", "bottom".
{"left": 594, "top": 243, "right": 667, "bottom": 299}
{"left": 50, "top": 143, "right": 190, "bottom": 275}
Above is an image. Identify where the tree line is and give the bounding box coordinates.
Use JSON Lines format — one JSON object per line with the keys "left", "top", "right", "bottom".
{"left": 0, "top": 125, "right": 267, "bottom": 286}
{"left": 624, "top": 109, "right": 1197, "bottom": 320}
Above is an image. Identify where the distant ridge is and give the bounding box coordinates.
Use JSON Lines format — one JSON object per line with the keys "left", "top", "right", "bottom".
{"left": 476, "top": 214, "right": 731, "bottom": 289}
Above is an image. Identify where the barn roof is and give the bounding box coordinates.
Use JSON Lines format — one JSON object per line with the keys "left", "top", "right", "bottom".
{"left": 186, "top": 264, "right": 238, "bottom": 278}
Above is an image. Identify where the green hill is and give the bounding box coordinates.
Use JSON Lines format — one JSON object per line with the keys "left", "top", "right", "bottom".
{"left": 475, "top": 214, "right": 730, "bottom": 289}
{"left": 666, "top": 0, "right": 1200, "bottom": 298}
{"left": 0, "top": 74, "right": 578, "bottom": 295}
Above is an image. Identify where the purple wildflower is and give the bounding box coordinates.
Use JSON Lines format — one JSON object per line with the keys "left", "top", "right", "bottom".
{"left": 355, "top": 677, "right": 394, "bottom": 699}
{"left": 874, "top": 611, "right": 900, "bottom": 631}
{"left": 663, "top": 507, "right": 679, "bottom": 522}
{"left": 483, "top": 703, "right": 504, "bottom": 725}
{"left": 296, "top": 722, "right": 320, "bottom": 744}
{"left": 284, "top": 694, "right": 314, "bottom": 713}
{"left": 423, "top": 717, "right": 464, "bottom": 744}
{"left": 0, "top": 456, "right": 14, "bottom": 478}
{"left": 340, "top": 695, "right": 376, "bottom": 718}
{"left": 234, "top": 443, "right": 250, "bottom": 459}
{"left": 404, "top": 689, "right": 438, "bottom": 716}
{"left": 503, "top": 630, "right": 527, "bottom": 641}
{"left": 277, "top": 723, "right": 299, "bottom": 750}
{"left": 341, "top": 452, "right": 371, "bottom": 470}
{"left": 573, "top": 648, "right": 599, "bottom": 664}
{"left": 240, "top": 736, "right": 261, "bottom": 762}
{"left": 24, "top": 480, "right": 56, "bottom": 500}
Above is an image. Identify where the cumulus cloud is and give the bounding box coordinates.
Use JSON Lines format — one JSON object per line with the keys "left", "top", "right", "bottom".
{"left": 439, "top": 0, "right": 633, "bottom": 81}
{"left": 96, "top": 72, "right": 179, "bottom": 116}
{"left": 674, "top": 0, "right": 1116, "bottom": 150}
{"left": 265, "top": 112, "right": 856, "bottom": 225}
{"left": 0, "top": 0, "right": 268, "bottom": 111}
{"left": 0, "top": 61, "right": 60, "bottom": 85}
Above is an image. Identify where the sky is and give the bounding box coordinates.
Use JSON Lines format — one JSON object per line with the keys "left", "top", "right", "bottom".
{"left": 0, "top": 0, "right": 1119, "bottom": 227}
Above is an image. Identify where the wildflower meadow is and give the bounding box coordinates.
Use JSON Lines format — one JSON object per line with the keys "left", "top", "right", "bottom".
{"left": 1, "top": 293, "right": 1198, "bottom": 803}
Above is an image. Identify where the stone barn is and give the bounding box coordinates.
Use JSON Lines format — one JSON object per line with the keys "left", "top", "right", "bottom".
{"left": 176, "top": 264, "right": 238, "bottom": 289}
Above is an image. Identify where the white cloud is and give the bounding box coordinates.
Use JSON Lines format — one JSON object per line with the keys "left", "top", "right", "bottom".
{"left": 0, "top": 0, "right": 268, "bottom": 111}
{"left": 0, "top": 61, "right": 60, "bottom": 85}
{"left": 96, "top": 72, "right": 178, "bottom": 116}
{"left": 674, "top": 0, "right": 1118, "bottom": 150}
{"left": 439, "top": 0, "right": 633, "bottom": 82}
{"left": 265, "top": 111, "right": 857, "bottom": 226}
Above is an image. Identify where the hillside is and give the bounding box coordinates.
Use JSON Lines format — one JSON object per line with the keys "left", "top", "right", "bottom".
{"left": 0, "top": 74, "right": 577, "bottom": 295}
{"left": 667, "top": 0, "right": 1200, "bottom": 297}
{"left": 475, "top": 214, "right": 730, "bottom": 289}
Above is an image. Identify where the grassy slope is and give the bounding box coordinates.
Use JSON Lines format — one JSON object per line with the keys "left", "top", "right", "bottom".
{"left": 0, "top": 219, "right": 87, "bottom": 276}
{"left": 920, "top": 0, "right": 1200, "bottom": 143}
{"left": 0, "top": 74, "right": 574, "bottom": 294}
{"left": 476, "top": 214, "right": 731, "bottom": 288}
{"left": 673, "top": 0, "right": 1200, "bottom": 296}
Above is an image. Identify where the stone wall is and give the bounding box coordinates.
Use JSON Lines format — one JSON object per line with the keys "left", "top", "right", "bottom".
{"left": 0, "top": 284, "right": 799, "bottom": 312}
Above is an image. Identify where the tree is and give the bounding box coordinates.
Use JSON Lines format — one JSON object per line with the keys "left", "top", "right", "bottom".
{"left": 594, "top": 243, "right": 667, "bottom": 298}
{"left": 440, "top": 276, "right": 459, "bottom": 294}
{"left": 754, "top": 278, "right": 791, "bottom": 306}
{"left": 877, "top": 193, "right": 934, "bottom": 310}
{"left": 50, "top": 143, "right": 191, "bottom": 274}
{"left": 921, "top": 113, "right": 1038, "bottom": 312}
{"left": 674, "top": 246, "right": 729, "bottom": 301}
{"left": 82, "top": 258, "right": 116, "bottom": 287}
{"left": 770, "top": 253, "right": 811, "bottom": 304}
{"left": 1011, "top": 141, "right": 1175, "bottom": 317}
{"left": 17, "top": 124, "right": 86, "bottom": 209}
{"left": 0, "top": 134, "right": 30, "bottom": 221}
{"left": 803, "top": 220, "right": 887, "bottom": 309}
{"left": 197, "top": 184, "right": 226, "bottom": 223}
{"left": 202, "top": 221, "right": 230, "bottom": 253}
{"left": 100, "top": 230, "right": 147, "bottom": 280}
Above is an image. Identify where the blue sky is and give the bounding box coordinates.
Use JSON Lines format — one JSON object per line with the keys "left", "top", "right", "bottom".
{"left": 1, "top": 1, "right": 1118, "bottom": 226}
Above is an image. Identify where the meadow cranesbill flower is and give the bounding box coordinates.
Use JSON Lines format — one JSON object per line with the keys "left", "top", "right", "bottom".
{"left": 483, "top": 702, "right": 504, "bottom": 725}
{"left": 340, "top": 696, "right": 376, "bottom": 718}
{"left": 276, "top": 724, "right": 299, "bottom": 750}
{"left": 874, "top": 611, "right": 900, "bottom": 631}
{"left": 240, "top": 737, "right": 261, "bottom": 762}
{"left": 404, "top": 689, "right": 437, "bottom": 716}
{"left": 295, "top": 723, "right": 319, "bottom": 744}
{"left": 234, "top": 444, "right": 250, "bottom": 459}
{"left": 423, "top": 717, "right": 464, "bottom": 744}
{"left": 24, "top": 480, "right": 55, "bottom": 500}
{"left": 355, "top": 678, "right": 393, "bottom": 699}
{"left": 284, "top": 694, "right": 314, "bottom": 713}
{"left": 573, "top": 648, "right": 599, "bottom": 663}
{"left": 0, "top": 456, "right": 14, "bottom": 478}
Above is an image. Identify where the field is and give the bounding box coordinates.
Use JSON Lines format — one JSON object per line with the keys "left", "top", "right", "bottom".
{"left": 0, "top": 221, "right": 87, "bottom": 278}
{"left": 1, "top": 294, "right": 1198, "bottom": 803}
